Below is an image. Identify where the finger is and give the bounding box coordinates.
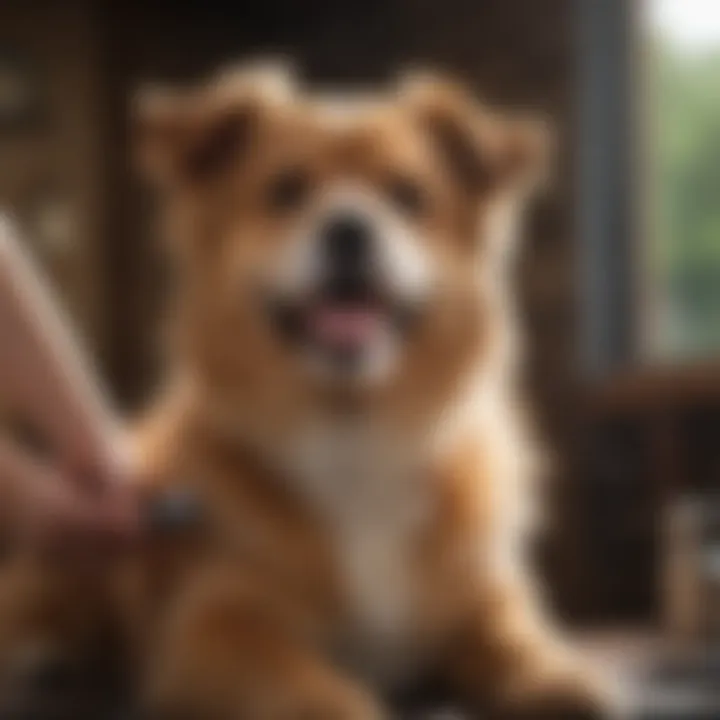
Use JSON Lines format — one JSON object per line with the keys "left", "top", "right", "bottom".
{"left": 60, "top": 439, "right": 141, "bottom": 540}
{"left": 92, "top": 483, "right": 141, "bottom": 544}
{"left": 0, "top": 435, "right": 111, "bottom": 549}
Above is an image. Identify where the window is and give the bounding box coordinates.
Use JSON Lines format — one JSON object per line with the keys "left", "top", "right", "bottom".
{"left": 647, "top": 0, "right": 720, "bottom": 360}
{"left": 579, "top": 0, "right": 720, "bottom": 374}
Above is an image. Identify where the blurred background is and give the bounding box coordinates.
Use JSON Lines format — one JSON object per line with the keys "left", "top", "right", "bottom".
{"left": 2, "top": 0, "right": 720, "bottom": 715}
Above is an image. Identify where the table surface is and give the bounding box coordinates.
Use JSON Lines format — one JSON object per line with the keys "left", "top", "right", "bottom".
{"left": 577, "top": 630, "right": 720, "bottom": 719}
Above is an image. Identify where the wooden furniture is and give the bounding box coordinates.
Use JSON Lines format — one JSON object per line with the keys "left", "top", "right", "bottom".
{"left": 578, "top": 363, "right": 720, "bottom": 624}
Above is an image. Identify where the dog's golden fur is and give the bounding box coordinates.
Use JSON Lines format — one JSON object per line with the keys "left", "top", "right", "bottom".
{"left": 0, "top": 64, "right": 612, "bottom": 719}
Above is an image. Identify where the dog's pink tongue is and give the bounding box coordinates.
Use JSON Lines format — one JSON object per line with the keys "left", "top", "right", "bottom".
{"left": 311, "top": 306, "right": 379, "bottom": 348}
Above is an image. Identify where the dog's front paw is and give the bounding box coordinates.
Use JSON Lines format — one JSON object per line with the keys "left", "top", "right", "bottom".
{"left": 493, "top": 668, "right": 622, "bottom": 720}
{"left": 146, "top": 666, "right": 387, "bottom": 720}
{"left": 290, "top": 680, "right": 389, "bottom": 720}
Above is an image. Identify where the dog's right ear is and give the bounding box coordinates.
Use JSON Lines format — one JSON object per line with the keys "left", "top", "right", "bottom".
{"left": 400, "top": 71, "right": 552, "bottom": 199}
{"left": 134, "top": 62, "right": 294, "bottom": 188}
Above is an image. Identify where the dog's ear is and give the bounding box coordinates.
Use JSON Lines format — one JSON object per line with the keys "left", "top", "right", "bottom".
{"left": 400, "top": 72, "right": 552, "bottom": 198}
{"left": 134, "top": 62, "right": 294, "bottom": 188}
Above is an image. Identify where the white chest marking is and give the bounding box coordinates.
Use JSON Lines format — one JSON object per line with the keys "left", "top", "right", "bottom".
{"left": 281, "top": 418, "right": 431, "bottom": 682}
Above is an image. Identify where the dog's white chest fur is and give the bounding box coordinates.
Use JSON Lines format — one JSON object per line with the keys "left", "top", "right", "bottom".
{"left": 284, "top": 418, "right": 430, "bottom": 683}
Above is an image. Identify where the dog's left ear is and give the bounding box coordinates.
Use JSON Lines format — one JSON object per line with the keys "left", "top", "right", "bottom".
{"left": 134, "top": 61, "right": 294, "bottom": 188}
{"left": 400, "top": 72, "right": 552, "bottom": 198}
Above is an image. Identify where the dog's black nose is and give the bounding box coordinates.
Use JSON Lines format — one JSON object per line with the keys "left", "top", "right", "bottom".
{"left": 321, "top": 214, "right": 373, "bottom": 270}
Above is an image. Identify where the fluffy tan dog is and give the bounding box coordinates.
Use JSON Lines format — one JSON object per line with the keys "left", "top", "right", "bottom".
{"left": 0, "top": 63, "right": 614, "bottom": 719}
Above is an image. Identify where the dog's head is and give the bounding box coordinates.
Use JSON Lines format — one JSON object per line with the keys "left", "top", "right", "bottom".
{"left": 137, "top": 63, "right": 549, "bottom": 433}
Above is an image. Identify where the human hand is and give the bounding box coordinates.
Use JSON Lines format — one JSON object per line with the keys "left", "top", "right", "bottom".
{"left": 0, "top": 434, "right": 140, "bottom": 559}
{"left": 0, "top": 215, "right": 139, "bottom": 558}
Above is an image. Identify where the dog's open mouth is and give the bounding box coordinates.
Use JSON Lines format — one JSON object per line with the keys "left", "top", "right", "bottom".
{"left": 308, "top": 303, "right": 386, "bottom": 355}
{"left": 266, "top": 281, "right": 421, "bottom": 371}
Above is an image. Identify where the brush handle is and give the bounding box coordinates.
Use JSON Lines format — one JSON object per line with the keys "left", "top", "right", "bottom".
{"left": 0, "top": 214, "right": 125, "bottom": 478}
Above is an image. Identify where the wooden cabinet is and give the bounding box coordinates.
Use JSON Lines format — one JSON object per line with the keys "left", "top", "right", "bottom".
{"left": 578, "top": 364, "right": 720, "bottom": 623}
{"left": 0, "top": 0, "right": 107, "bottom": 358}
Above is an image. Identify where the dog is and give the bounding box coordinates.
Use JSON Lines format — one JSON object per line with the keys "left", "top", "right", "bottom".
{"left": 0, "top": 63, "right": 615, "bottom": 719}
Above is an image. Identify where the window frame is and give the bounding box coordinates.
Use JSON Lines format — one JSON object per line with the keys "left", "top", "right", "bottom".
{"left": 577, "top": 0, "right": 648, "bottom": 377}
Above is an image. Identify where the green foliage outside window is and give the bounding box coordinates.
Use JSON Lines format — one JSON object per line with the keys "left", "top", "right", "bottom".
{"left": 654, "top": 46, "right": 720, "bottom": 357}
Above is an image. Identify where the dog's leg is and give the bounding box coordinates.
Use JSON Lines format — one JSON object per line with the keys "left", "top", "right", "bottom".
{"left": 441, "top": 579, "right": 617, "bottom": 720}
{"left": 144, "top": 568, "right": 386, "bottom": 720}
{"left": 0, "top": 556, "right": 121, "bottom": 718}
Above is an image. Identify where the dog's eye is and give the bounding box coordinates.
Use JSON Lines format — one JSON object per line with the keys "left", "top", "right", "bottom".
{"left": 386, "top": 176, "right": 428, "bottom": 217}
{"left": 266, "top": 168, "right": 311, "bottom": 213}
